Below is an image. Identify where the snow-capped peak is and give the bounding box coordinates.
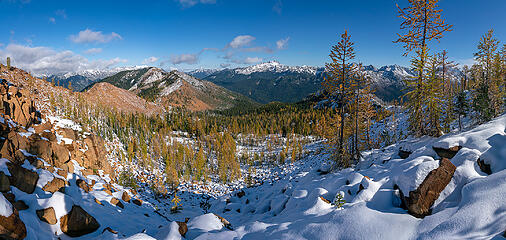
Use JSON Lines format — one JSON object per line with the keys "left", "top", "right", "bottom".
{"left": 235, "top": 61, "right": 318, "bottom": 75}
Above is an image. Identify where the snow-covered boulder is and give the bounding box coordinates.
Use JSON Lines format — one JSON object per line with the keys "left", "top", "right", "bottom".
{"left": 398, "top": 158, "right": 456, "bottom": 217}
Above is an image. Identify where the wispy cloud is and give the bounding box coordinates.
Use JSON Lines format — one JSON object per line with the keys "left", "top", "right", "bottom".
{"left": 273, "top": 0, "right": 282, "bottom": 14}
{"left": 0, "top": 43, "right": 127, "bottom": 76}
{"left": 70, "top": 29, "right": 122, "bottom": 44}
{"left": 276, "top": 37, "right": 290, "bottom": 50}
{"left": 177, "top": 0, "right": 216, "bottom": 8}
{"left": 55, "top": 9, "right": 67, "bottom": 19}
{"left": 142, "top": 56, "right": 159, "bottom": 64}
{"left": 48, "top": 9, "right": 67, "bottom": 24}
{"left": 84, "top": 48, "right": 102, "bottom": 54}
{"left": 170, "top": 53, "right": 199, "bottom": 65}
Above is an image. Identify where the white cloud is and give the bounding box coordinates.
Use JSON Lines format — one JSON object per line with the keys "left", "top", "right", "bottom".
{"left": 276, "top": 37, "right": 290, "bottom": 50}
{"left": 170, "top": 53, "right": 199, "bottom": 65}
{"left": 177, "top": 0, "right": 216, "bottom": 8}
{"left": 228, "top": 35, "right": 255, "bottom": 49}
{"left": 70, "top": 29, "right": 122, "bottom": 44}
{"left": 84, "top": 48, "right": 102, "bottom": 54}
{"left": 49, "top": 17, "right": 56, "bottom": 23}
{"left": 142, "top": 56, "right": 159, "bottom": 64}
{"left": 0, "top": 43, "right": 127, "bottom": 76}
{"left": 220, "top": 63, "right": 231, "bottom": 68}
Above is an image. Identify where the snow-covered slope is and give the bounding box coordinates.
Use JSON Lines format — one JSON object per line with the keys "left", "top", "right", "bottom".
{"left": 179, "top": 114, "right": 505, "bottom": 239}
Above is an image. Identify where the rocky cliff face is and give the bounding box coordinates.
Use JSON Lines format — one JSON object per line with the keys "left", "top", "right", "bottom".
{"left": 0, "top": 79, "right": 122, "bottom": 239}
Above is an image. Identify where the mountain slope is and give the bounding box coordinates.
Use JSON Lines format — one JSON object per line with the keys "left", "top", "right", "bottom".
{"left": 89, "top": 67, "right": 258, "bottom": 111}
{"left": 201, "top": 61, "right": 324, "bottom": 104}
{"left": 47, "top": 66, "right": 148, "bottom": 92}
{"left": 83, "top": 82, "right": 163, "bottom": 115}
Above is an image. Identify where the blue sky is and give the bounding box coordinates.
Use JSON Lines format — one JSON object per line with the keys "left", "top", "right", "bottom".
{"left": 0, "top": 0, "right": 505, "bottom": 75}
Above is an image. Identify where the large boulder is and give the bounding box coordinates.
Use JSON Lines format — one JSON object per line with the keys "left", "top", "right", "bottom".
{"left": 7, "top": 163, "right": 38, "bottom": 194}
{"left": 36, "top": 207, "right": 57, "bottom": 225}
{"left": 0, "top": 209, "right": 27, "bottom": 239}
{"left": 400, "top": 158, "right": 456, "bottom": 218}
{"left": 42, "top": 177, "right": 65, "bottom": 193}
{"left": 51, "top": 142, "right": 70, "bottom": 168}
{"left": 28, "top": 139, "right": 52, "bottom": 162}
{"left": 0, "top": 172, "right": 10, "bottom": 192}
{"left": 60, "top": 205, "right": 100, "bottom": 237}
{"left": 433, "top": 146, "right": 461, "bottom": 159}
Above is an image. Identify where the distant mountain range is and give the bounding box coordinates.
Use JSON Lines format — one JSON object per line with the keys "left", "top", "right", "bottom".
{"left": 47, "top": 61, "right": 464, "bottom": 108}
{"left": 189, "top": 61, "right": 463, "bottom": 103}
{"left": 83, "top": 67, "right": 257, "bottom": 111}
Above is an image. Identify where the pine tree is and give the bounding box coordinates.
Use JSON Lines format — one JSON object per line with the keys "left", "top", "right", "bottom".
{"left": 473, "top": 29, "right": 501, "bottom": 121}
{"left": 322, "top": 30, "right": 357, "bottom": 167}
{"left": 394, "top": 0, "right": 452, "bottom": 136}
{"left": 426, "top": 54, "right": 444, "bottom": 136}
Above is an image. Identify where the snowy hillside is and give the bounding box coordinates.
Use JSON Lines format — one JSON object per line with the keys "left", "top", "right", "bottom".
{"left": 161, "top": 114, "right": 506, "bottom": 239}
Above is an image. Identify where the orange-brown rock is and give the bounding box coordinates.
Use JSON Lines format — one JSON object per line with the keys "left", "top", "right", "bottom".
{"left": 60, "top": 205, "right": 100, "bottom": 237}
{"left": 76, "top": 179, "right": 91, "bottom": 193}
{"left": 400, "top": 158, "right": 456, "bottom": 218}
{"left": 121, "top": 191, "right": 131, "bottom": 203}
{"left": 28, "top": 139, "right": 52, "bottom": 162}
{"left": 0, "top": 208, "right": 27, "bottom": 239}
{"left": 176, "top": 218, "right": 189, "bottom": 237}
{"left": 42, "top": 177, "right": 65, "bottom": 193}
{"left": 51, "top": 142, "right": 70, "bottom": 168}
{"left": 110, "top": 197, "right": 124, "bottom": 209}
{"left": 40, "top": 131, "right": 56, "bottom": 142}
{"left": 36, "top": 207, "right": 57, "bottom": 225}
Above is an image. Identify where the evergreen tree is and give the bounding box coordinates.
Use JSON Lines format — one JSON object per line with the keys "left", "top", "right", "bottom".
{"left": 322, "top": 30, "right": 357, "bottom": 167}
{"left": 394, "top": 0, "right": 452, "bottom": 136}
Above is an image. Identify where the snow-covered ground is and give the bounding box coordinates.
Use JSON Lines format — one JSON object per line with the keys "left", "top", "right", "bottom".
{"left": 2, "top": 110, "right": 505, "bottom": 239}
